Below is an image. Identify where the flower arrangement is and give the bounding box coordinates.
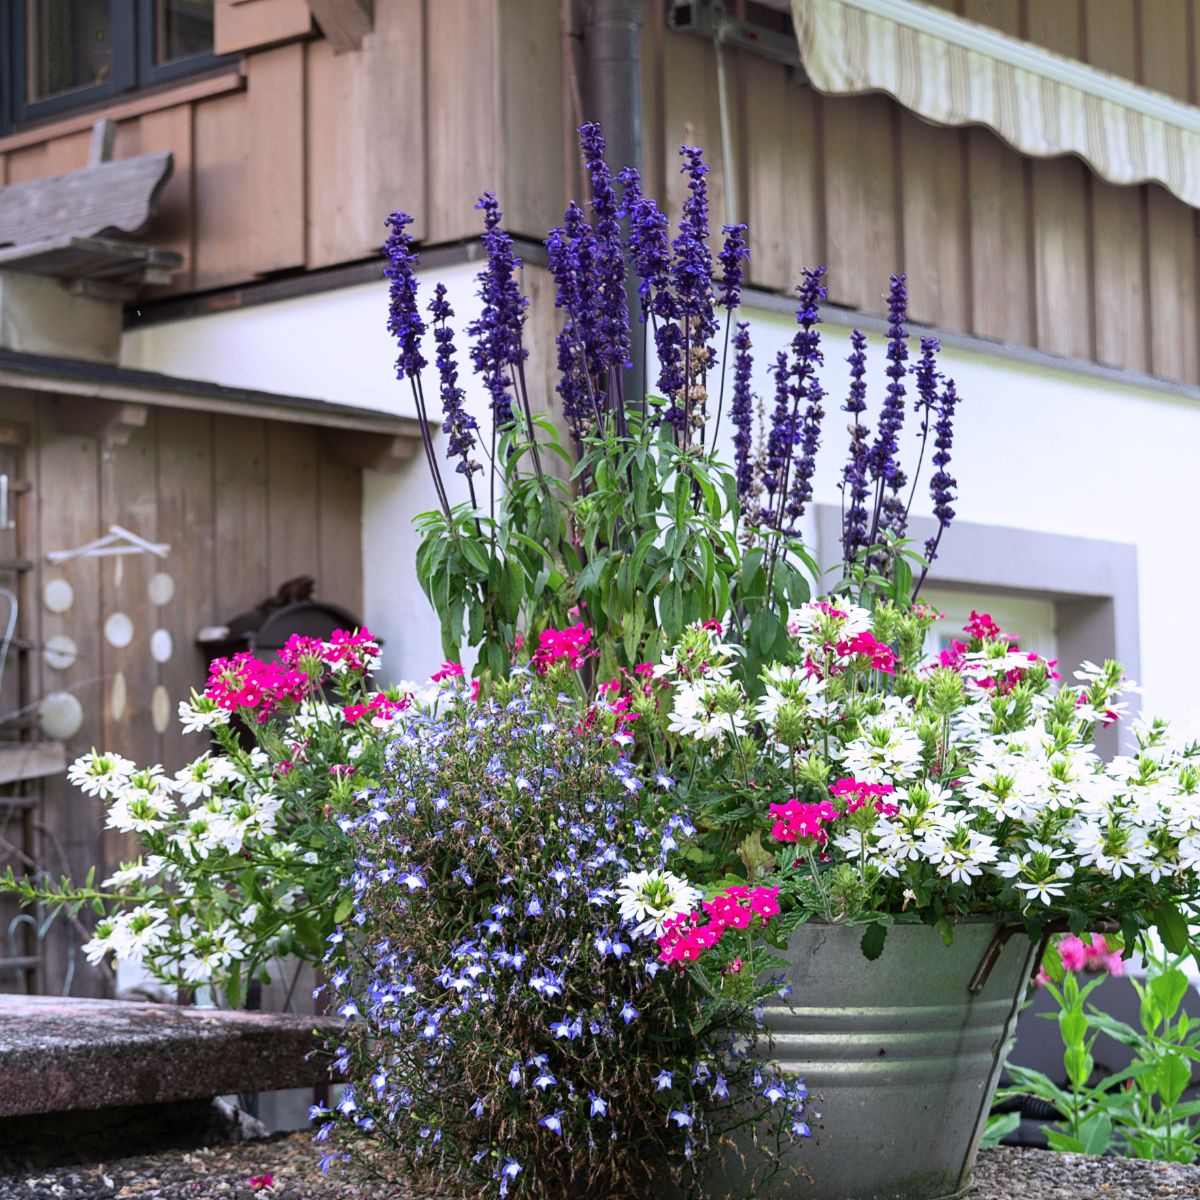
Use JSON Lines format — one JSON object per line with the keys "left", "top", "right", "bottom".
{"left": 2, "top": 629, "right": 414, "bottom": 1007}
{"left": 316, "top": 668, "right": 809, "bottom": 1198}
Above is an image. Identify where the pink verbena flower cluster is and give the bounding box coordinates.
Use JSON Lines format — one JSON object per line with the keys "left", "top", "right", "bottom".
{"left": 278, "top": 628, "right": 381, "bottom": 672}
{"left": 937, "top": 611, "right": 1060, "bottom": 695}
{"left": 830, "top": 778, "right": 900, "bottom": 818}
{"left": 657, "top": 884, "right": 780, "bottom": 966}
{"left": 532, "top": 623, "right": 593, "bottom": 673}
{"left": 836, "top": 631, "right": 897, "bottom": 675}
{"left": 770, "top": 781, "right": 898, "bottom": 847}
{"left": 343, "top": 691, "right": 409, "bottom": 725}
{"left": 204, "top": 653, "right": 312, "bottom": 719}
{"left": 769, "top": 799, "right": 838, "bottom": 845}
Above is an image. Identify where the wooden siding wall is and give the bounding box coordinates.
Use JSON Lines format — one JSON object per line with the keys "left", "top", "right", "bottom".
{"left": 0, "top": 391, "right": 362, "bottom": 996}
{"left": 642, "top": 0, "right": 1200, "bottom": 385}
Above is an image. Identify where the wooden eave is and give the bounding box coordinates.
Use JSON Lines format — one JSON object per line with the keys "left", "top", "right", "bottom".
{"left": 0, "top": 348, "right": 424, "bottom": 465}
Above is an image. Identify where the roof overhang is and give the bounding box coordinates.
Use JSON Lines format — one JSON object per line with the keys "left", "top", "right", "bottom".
{"left": 0, "top": 348, "right": 424, "bottom": 470}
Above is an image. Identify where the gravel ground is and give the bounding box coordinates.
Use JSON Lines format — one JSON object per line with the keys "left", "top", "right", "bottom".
{"left": 969, "top": 1145, "right": 1200, "bottom": 1199}
{"left": 6, "top": 1137, "right": 1200, "bottom": 1199}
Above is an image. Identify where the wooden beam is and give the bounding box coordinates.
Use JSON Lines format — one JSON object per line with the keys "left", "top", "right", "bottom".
{"left": 325, "top": 430, "right": 416, "bottom": 471}
{"left": 0, "top": 742, "right": 66, "bottom": 785}
{"left": 305, "top": 0, "right": 372, "bottom": 52}
{"left": 53, "top": 396, "right": 149, "bottom": 445}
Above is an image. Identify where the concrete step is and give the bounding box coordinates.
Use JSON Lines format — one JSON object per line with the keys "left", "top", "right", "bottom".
{"left": 0, "top": 993, "right": 338, "bottom": 1118}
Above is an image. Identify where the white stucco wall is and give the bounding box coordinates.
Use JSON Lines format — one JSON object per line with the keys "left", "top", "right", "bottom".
{"left": 122, "top": 265, "right": 1199, "bottom": 728}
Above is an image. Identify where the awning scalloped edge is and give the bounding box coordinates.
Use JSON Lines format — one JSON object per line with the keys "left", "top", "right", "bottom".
{"left": 791, "top": 0, "right": 1200, "bottom": 209}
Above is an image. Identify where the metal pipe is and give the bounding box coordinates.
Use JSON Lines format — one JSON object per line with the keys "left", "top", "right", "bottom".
{"left": 582, "top": 0, "right": 645, "bottom": 408}
{"left": 712, "top": 9, "right": 740, "bottom": 223}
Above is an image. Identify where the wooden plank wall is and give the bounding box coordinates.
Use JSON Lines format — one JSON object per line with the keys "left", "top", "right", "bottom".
{"left": 0, "top": 394, "right": 363, "bottom": 996}
{"left": 643, "top": 0, "right": 1200, "bottom": 387}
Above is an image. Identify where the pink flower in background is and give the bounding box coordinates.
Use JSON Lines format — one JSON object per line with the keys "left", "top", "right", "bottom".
{"left": 1059, "top": 935, "right": 1089, "bottom": 972}
{"left": 964, "top": 610, "right": 1003, "bottom": 641}
{"left": 532, "top": 623, "right": 593, "bottom": 673}
{"left": 431, "top": 661, "right": 465, "bottom": 682}
{"left": 248, "top": 1173, "right": 274, "bottom": 1192}
{"left": 836, "top": 631, "right": 897, "bottom": 674}
{"left": 1038, "top": 933, "right": 1125, "bottom": 986}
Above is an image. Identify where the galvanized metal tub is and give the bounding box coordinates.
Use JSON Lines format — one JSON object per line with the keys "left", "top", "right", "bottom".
{"left": 712, "top": 920, "right": 1036, "bottom": 1200}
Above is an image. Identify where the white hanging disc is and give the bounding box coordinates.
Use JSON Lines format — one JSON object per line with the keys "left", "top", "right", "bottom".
{"left": 110, "top": 671, "right": 127, "bottom": 722}
{"left": 151, "top": 685, "right": 171, "bottom": 734}
{"left": 148, "top": 572, "right": 175, "bottom": 607}
{"left": 39, "top": 692, "right": 83, "bottom": 740}
{"left": 104, "top": 612, "right": 134, "bottom": 648}
{"left": 43, "top": 579, "right": 74, "bottom": 614}
{"left": 44, "top": 635, "right": 78, "bottom": 671}
{"left": 150, "top": 629, "right": 173, "bottom": 664}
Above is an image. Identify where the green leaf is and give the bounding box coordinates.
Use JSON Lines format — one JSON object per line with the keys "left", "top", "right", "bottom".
{"left": 1153, "top": 903, "right": 1190, "bottom": 955}
{"left": 333, "top": 896, "right": 354, "bottom": 924}
{"left": 860, "top": 923, "right": 888, "bottom": 961}
{"left": 224, "top": 971, "right": 244, "bottom": 1011}
{"left": 460, "top": 537, "right": 492, "bottom": 577}
{"left": 623, "top": 605, "right": 646, "bottom": 666}
{"left": 1157, "top": 1050, "right": 1191, "bottom": 1108}
{"left": 1151, "top": 969, "right": 1190, "bottom": 1024}
{"left": 1044, "top": 1130, "right": 1085, "bottom": 1155}
{"left": 980, "top": 1111, "right": 1019, "bottom": 1149}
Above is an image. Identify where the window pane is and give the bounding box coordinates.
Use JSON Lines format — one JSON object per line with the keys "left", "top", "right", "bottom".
{"left": 27, "top": 0, "right": 113, "bottom": 101}
{"left": 155, "top": 0, "right": 214, "bottom": 65}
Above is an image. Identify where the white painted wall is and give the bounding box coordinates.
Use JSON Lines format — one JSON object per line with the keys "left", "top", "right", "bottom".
{"left": 123, "top": 266, "right": 1200, "bottom": 731}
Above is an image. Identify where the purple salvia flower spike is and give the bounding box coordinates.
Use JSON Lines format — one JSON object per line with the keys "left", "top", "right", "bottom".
{"left": 868, "top": 273, "right": 910, "bottom": 540}
{"left": 619, "top": 167, "right": 671, "bottom": 323}
{"left": 468, "top": 192, "right": 528, "bottom": 430}
{"left": 840, "top": 329, "right": 872, "bottom": 563}
{"left": 546, "top": 202, "right": 604, "bottom": 438}
{"left": 730, "top": 321, "right": 755, "bottom": 509}
{"left": 924, "top": 377, "right": 959, "bottom": 565}
{"left": 383, "top": 211, "right": 451, "bottom": 519}
{"left": 767, "top": 266, "right": 826, "bottom": 532}
{"left": 760, "top": 349, "right": 792, "bottom": 526}
{"left": 384, "top": 211, "right": 426, "bottom": 379}
{"left": 786, "top": 375, "right": 825, "bottom": 526}
{"left": 580, "top": 123, "right": 631, "bottom": 375}
{"left": 669, "top": 145, "right": 717, "bottom": 431}
{"left": 428, "top": 283, "right": 480, "bottom": 480}
{"left": 718, "top": 223, "right": 749, "bottom": 312}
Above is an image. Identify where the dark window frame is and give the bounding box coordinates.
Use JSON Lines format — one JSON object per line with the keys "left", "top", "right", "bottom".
{"left": 2, "top": 1, "right": 227, "bottom": 138}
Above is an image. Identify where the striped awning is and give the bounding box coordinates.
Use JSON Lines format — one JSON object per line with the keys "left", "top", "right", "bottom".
{"left": 791, "top": 0, "right": 1200, "bottom": 209}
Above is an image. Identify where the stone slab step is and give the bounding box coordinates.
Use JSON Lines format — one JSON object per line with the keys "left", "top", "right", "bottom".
{"left": 0, "top": 994, "right": 339, "bottom": 1118}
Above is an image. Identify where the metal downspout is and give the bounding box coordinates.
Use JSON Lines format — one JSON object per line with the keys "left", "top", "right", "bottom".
{"left": 582, "top": 0, "right": 645, "bottom": 406}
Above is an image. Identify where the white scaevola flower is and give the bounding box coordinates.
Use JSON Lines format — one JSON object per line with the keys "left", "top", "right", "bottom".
{"left": 616, "top": 869, "right": 703, "bottom": 937}
{"left": 667, "top": 681, "right": 748, "bottom": 743}
{"left": 106, "top": 783, "right": 176, "bottom": 834}
{"left": 840, "top": 724, "right": 924, "bottom": 782}
{"left": 177, "top": 699, "right": 229, "bottom": 735}
{"left": 68, "top": 752, "right": 136, "bottom": 799}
